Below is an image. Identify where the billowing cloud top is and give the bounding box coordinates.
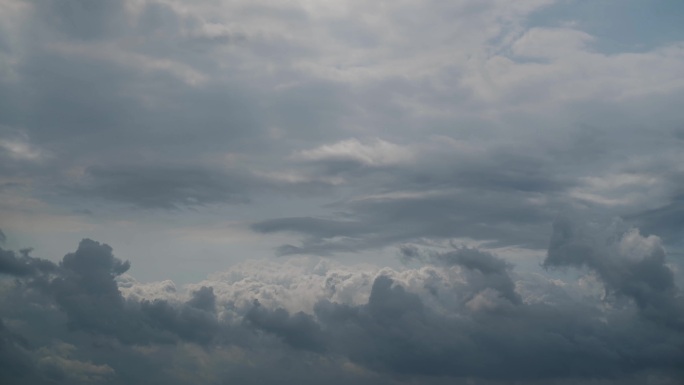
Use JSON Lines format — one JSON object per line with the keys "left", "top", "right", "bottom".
{"left": 1, "top": 0, "right": 684, "bottom": 384}
{"left": 1, "top": 221, "right": 684, "bottom": 384}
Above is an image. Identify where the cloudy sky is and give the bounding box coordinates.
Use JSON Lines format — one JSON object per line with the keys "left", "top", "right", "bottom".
{"left": 1, "top": 0, "right": 683, "bottom": 384}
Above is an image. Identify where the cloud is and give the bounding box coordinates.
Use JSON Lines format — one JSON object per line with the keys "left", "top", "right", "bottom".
{"left": 0, "top": 239, "right": 227, "bottom": 346}
{"left": 0, "top": 138, "right": 43, "bottom": 162}
{"left": 1, "top": 229, "right": 683, "bottom": 384}
{"left": 294, "top": 138, "right": 414, "bottom": 168}
{"left": 1, "top": 0, "right": 684, "bottom": 383}
{"left": 252, "top": 182, "right": 561, "bottom": 255}
{"left": 0, "top": 318, "right": 35, "bottom": 382}
{"left": 1, "top": 0, "right": 683, "bottom": 258}
{"left": 35, "top": 342, "right": 115, "bottom": 384}
{"left": 66, "top": 163, "right": 335, "bottom": 209}
{"left": 244, "top": 300, "right": 327, "bottom": 352}
{"left": 400, "top": 245, "right": 522, "bottom": 305}
{"left": 627, "top": 193, "right": 684, "bottom": 245}
{"left": 73, "top": 165, "right": 256, "bottom": 209}
{"left": 544, "top": 217, "right": 684, "bottom": 327}
{"left": 0, "top": 246, "right": 55, "bottom": 277}
{"left": 186, "top": 286, "right": 216, "bottom": 312}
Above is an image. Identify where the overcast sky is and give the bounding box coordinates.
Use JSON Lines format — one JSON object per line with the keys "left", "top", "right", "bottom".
{"left": 1, "top": 0, "right": 684, "bottom": 384}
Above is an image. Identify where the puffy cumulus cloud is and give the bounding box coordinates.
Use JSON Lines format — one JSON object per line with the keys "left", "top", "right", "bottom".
{"left": 0, "top": 239, "right": 231, "bottom": 347}
{"left": 0, "top": 246, "right": 55, "bottom": 277}
{"left": 400, "top": 245, "right": 522, "bottom": 305}
{"left": 243, "top": 300, "right": 327, "bottom": 352}
{"left": 187, "top": 257, "right": 379, "bottom": 314}
{"left": 1, "top": 226, "right": 683, "bottom": 384}
{"left": 117, "top": 275, "right": 178, "bottom": 303}
{"left": 545, "top": 217, "right": 684, "bottom": 328}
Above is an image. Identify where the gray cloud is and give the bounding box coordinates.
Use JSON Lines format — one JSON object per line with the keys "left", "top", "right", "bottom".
{"left": 545, "top": 217, "right": 684, "bottom": 328}
{"left": 61, "top": 163, "right": 335, "bottom": 209}
{"left": 2, "top": 0, "right": 683, "bottom": 258}
{"left": 400, "top": 245, "right": 522, "bottom": 305}
{"left": 186, "top": 286, "right": 216, "bottom": 313}
{"left": 1, "top": 227, "right": 684, "bottom": 384}
{"left": 0, "top": 239, "right": 227, "bottom": 347}
{"left": 0, "top": 247, "right": 55, "bottom": 277}
{"left": 314, "top": 275, "right": 683, "bottom": 381}
{"left": 627, "top": 194, "right": 684, "bottom": 246}
{"left": 2, "top": 0, "right": 684, "bottom": 383}
{"left": 139, "top": 298, "right": 220, "bottom": 345}
{"left": 254, "top": 123, "right": 684, "bottom": 256}
{"left": 244, "top": 300, "right": 327, "bottom": 352}
{"left": 73, "top": 165, "right": 256, "bottom": 209}
{"left": 0, "top": 319, "right": 34, "bottom": 383}
{"left": 253, "top": 188, "right": 559, "bottom": 255}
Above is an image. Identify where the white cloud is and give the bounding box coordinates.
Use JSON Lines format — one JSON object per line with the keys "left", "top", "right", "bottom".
{"left": 295, "top": 138, "right": 413, "bottom": 166}
{"left": 0, "top": 135, "right": 44, "bottom": 161}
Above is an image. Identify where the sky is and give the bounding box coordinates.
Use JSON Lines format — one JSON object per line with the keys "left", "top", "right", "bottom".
{"left": 0, "top": 0, "right": 683, "bottom": 384}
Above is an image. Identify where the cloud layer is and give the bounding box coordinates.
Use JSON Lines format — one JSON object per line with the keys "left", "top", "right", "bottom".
{"left": 1, "top": 0, "right": 683, "bottom": 256}
{"left": 1, "top": 0, "right": 684, "bottom": 383}
{"left": 1, "top": 218, "right": 683, "bottom": 384}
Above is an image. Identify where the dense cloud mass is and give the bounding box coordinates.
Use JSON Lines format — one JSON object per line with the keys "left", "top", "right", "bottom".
{"left": 1, "top": 0, "right": 684, "bottom": 383}
{"left": 1, "top": 221, "right": 683, "bottom": 384}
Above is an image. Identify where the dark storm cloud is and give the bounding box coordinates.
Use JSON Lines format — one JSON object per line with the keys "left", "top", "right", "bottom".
{"left": 236, "top": 232, "right": 684, "bottom": 381}
{"left": 241, "top": 223, "right": 684, "bottom": 382}
{"left": 0, "top": 318, "right": 34, "bottom": 381}
{"left": 1, "top": 227, "right": 684, "bottom": 384}
{"left": 0, "top": 247, "right": 55, "bottom": 277}
{"left": 545, "top": 217, "right": 684, "bottom": 328}
{"left": 0, "top": 239, "right": 227, "bottom": 346}
{"left": 48, "top": 239, "right": 144, "bottom": 340}
{"left": 139, "top": 298, "right": 220, "bottom": 345}
{"left": 244, "top": 300, "right": 327, "bottom": 352}
{"left": 314, "top": 275, "right": 683, "bottom": 381}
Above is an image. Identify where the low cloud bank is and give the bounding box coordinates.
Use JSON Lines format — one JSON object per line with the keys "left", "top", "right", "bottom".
{"left": 0, "top": 219, "right": 682, "bottom": 384}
